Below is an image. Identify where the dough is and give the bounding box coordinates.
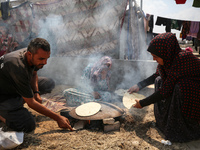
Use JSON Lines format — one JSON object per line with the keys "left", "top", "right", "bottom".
{"left": 123, "top": 92, "right": 146, "bottom": 109}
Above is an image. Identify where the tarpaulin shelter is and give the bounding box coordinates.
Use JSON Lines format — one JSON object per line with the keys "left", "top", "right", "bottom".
{"left": 0, "top": 0, "right": 147, "bottom": 60}
{"left": 0, "top": 0, "right": 132, "bottom": 58}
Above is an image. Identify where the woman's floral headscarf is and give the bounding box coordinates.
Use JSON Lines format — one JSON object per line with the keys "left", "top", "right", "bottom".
{"left": 90, "top": 56, "right": 112, "bottom": 85}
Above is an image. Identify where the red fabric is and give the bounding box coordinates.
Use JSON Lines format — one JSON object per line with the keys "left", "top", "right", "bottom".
{"left": 175, "top": 0, "right": 187, "bottom": 4}
{"left": 0, "top": 34, "right": 19, "bottom": 56}
{"left": 185, "top": 47, "right": 193, "bottom": 52}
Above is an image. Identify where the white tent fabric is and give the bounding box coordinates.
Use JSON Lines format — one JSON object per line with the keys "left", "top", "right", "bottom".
{"left": 141, "top": 0, "right": 200, "bottom": 21}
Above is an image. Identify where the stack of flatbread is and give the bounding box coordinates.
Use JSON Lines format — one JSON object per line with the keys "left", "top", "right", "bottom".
{"left": 123, "top": 92, "right": 146, "bottom": 109}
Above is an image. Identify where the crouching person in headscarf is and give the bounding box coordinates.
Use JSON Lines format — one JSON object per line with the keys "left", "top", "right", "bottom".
{"left": 63, "top": 56, "right": 112, "bottom": 106}
{"left": 128, "top": 33, "right": 200, "bottom": 143}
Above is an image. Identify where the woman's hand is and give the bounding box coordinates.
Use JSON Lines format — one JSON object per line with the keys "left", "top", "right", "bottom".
{"left": 132, "top": 99, "right": 142, "bottom": 109}
{"left": 128, "top": 85, "right": 140, "bottom": 94}
{"left": 92, "top": 92, "right": 101, "bottom": 99}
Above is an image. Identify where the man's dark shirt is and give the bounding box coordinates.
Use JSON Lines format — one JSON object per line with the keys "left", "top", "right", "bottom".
{"left": 0, "top": 48, "right": 35, "bottom": 101}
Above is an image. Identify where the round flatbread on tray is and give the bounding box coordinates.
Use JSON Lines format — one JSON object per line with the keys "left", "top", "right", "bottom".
{"left": 75, "top": 102, "right": 101, "bottom": 117}
{"left": 123, "top": 92, "right": 146, "bottom": 109}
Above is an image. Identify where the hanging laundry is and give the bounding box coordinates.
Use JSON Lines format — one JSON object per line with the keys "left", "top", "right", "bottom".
{"left": 145, "top": 14, "right": 154, "bottom": 45}
{"left": 192, "top": 0, "right": 200, "bottom": 7}
{"left": 1, "top": 1, "right": 10, "bottom": 20}
{"left": 187, "top": 21, "right": 199, "bottom": 38}
{"left": 171, "top": 19, "right": 182, "bottom": 31}
{"left": 155, "top": 16, "right": 171, "bottom": 32}
{"left": 148, "top": 15, "right": 154, "bottom": 33}
{"left": 175, "top": 0, "right": 187, "bottom": 4}
{"left": 145, "top": 14, "right": 154, "bottom": 33}
{"left": 180, "top": 21, "right": 191, "bottom": 40}
{"left": 197, "top": 23, "right": 200, "bottom": 40}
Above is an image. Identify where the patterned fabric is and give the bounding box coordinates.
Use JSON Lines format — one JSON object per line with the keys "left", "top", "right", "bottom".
{"left": 63, "top": 88, "right": 95, "bottom": 106}
{"left": 0, "top": 33, "right": 18, "bottom": 56}
{"left": 181, "top": 21, "right": 191, "bottom": 40}
{"left": 89, "top": 56, "right": 112, "bottom": 89}
{"left": 0, "top": 0, "right": 127, "bottom": 57}
{"left": 154, "top": 77, "right": 200, "bottom": 143}
{"left": 0, "top": 2, "right": 33, "bottom": 44}
{"left": 32, "top": 0, "right": 127, "bottom": 56}
{"left": 148, "top": 33, "right": 200, "bottom": 119}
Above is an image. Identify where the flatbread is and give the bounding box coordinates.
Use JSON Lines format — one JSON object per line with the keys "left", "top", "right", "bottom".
{"left": 123, "top": 92, "right": 146, "bottom": 109}
{"left": 75, "top": 102, "right": 101, "bottom": 117}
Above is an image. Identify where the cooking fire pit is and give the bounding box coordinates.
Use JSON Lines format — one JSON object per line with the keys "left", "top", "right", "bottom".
{"left": 69, "top": 101, "right": 125, "bottom": 120}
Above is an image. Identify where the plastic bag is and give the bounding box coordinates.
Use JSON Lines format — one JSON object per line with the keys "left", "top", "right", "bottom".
{"left": 0, "top": 127, "right": 24, "bottom": 149}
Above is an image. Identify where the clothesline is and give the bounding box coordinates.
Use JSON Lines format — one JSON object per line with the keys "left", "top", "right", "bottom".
{"left": 145, "top": 14, "right": 200, "bottom": 41}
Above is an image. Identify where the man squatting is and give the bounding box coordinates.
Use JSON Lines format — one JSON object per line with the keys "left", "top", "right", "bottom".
{"left": 0, "top": 38, "right": 73, "bottom": 132}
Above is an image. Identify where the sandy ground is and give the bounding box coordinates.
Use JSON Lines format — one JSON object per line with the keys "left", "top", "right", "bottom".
{"left": 1, "top": 84, "right": 199, "bottom": 150}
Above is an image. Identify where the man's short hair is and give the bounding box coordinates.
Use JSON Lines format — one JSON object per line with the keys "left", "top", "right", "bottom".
{"left": 27, "top": 38, "right": 50, "bottom": 54}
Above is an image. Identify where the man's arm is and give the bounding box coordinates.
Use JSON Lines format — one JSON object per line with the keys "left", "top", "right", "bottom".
{"left": 30, "top": 71, "right": 42, "bottom": 103}
{"left": 23, "top": 96, "right": 73, "bottom": 130}
{"left": 31, "top": 71, "right": 39, "bottom": 92}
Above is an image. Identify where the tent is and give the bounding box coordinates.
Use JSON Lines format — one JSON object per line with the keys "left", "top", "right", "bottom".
{"left": 0, "top": 0, "right": 149, "bottom": 60}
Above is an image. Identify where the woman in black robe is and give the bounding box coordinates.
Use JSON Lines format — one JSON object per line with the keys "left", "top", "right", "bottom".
{"left": 128, "top": 33, "right": 200, "bottom": 142}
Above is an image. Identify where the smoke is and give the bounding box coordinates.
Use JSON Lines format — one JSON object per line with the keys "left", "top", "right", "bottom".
{"left": 37, "top": 0, "right": 156, "bottom": 96}
{"left": 37, "top": 14, "right": 68, "bottom": 56}
{"left": 116, "top": 1, "right": 156, "bottom": 90}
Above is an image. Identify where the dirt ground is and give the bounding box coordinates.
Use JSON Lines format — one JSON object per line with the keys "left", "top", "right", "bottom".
{"left": 1, "top": 43, "right": 200, "bottom": 150}
{"left": 0, "top": 84, "right": 193, "bottom": 150}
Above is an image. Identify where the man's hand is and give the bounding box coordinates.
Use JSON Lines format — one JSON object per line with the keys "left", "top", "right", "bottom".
{"left": 128, "top": 84, "right": 140, "bottom": 94}
{"left": 132, "top": 99, "right": 142, "bottom": 109}
{"left": 34, "top": 93, "right": 42, "bottom": 104}
{"left": 23, "top": 97, "right": 73, "bottom": 131}
{"left": 56, "top": 115, "right": 73, "bottom": 131}
{"left": 92, "top": 92, "right": 101, "bottom": 99}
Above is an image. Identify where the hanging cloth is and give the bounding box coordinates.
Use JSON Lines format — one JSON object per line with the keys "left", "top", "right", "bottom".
{"left": 187, "top": 21, "right": 199, "bottom": 38}
{"left": 147, "top": 14, "right": 154, "bottom": 33}
{"left": 1, "top": 1, "right": 10, "bottom": 20}
{"left": 181, "top": 21, "right": 191, "bottom": 40}
{"left": 197, "top": 23, "right": 200, "bottom": 40}
{"left": 171, "top": 19, "right": 182, "bottom": 31}
{"left": 155, "top": 16, "right": 171, "bottom": 32}
{"left": 193, "top": 0, "right": 200, "bottom": 7}
{"left": 175, "top": 0, "right": 187, "bottom": 4}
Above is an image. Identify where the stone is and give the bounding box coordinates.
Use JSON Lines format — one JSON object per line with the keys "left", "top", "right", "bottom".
{"left": 103, "top": 118, "right": 115, "bottom": 124}
{"left": 104, "top": 121, "right": 120, "bottom": 132}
